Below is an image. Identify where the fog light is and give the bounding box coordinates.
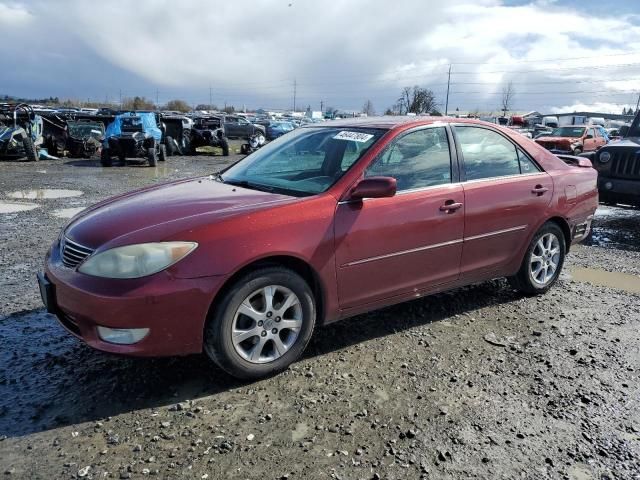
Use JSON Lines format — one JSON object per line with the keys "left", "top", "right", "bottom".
{"left": 97, "top": 326, "right": 149, "bottom": 345}
{"left": 604, "top": 181, "right": 613, "bottom": 191}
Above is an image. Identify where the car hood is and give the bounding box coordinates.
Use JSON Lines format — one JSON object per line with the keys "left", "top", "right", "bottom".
{"left": 536, "top": 136, "right": 576, "bottom": 144}
{"left": 606, "top": 137, "right": 640, "bottom": 147}
{"left": 65, "top": 177, "right": 294, "bottom": 249}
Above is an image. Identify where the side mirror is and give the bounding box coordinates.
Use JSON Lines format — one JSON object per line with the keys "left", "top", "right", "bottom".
{"left": 349, "top": 176, "right": 397, "bottom": 200}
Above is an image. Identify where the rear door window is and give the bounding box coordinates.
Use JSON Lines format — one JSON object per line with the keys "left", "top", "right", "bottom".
{"left": 455, "top": 126, "right": 520, "bottom": 180}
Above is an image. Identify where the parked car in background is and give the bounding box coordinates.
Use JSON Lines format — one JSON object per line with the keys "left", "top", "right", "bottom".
{"left": 222, "top": 114, "right": 266, "bottom": 140}
{"left": 535, "top": 125, "right": 607, "bottom": 155}
{"left": 39, "top": 116, "right": 597, "bottom": 379}
{"left": 265, "top": 120, "right": 295, "bottom": 140}
{"left": 605, "top": 127, "right": 622, "bottom": 141}
{"left": 582, "top": 111, "right": 640, "bottom": 207}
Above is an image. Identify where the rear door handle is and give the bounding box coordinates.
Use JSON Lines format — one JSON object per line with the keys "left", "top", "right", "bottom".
{"left": 440, "top": 200, "right": 463, "bottom": 213}
{"left": 531, "top": 185, "right": 548, "bottom": 195}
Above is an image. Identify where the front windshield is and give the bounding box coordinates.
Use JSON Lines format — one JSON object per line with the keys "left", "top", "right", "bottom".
{"left": 551, "top": 126, "right": 585, "bottom": 138}
{"left": 221, "top": 127, "right": 385, "bottom": 196}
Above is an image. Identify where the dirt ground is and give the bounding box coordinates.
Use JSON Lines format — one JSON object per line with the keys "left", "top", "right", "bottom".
{"left": 0, "top": 152, "right": 639, "bottom": 480}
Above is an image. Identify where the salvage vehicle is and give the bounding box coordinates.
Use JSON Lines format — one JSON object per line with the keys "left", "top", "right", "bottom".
{"left": 580, "top": 111, "right": 640, "bottom": 206}
{"left": 161, "top": 115, "right": 192, "bottom": 155}
{"left": 101, "top": 112, "right": 166, "bottom": 167}
{"left": 0, "top": 103, "right": 43, "bottom": 161}
{"left": 190, "top": 116, "right": 229, "bottom": 156}
{"left": 38, "top": 117, "right": 597, "bottom": 379}
{"left": 66, "top": 119, "right": 105, "bottom": 158}
{"left": 535, "top": 125, "right": 607, "bottom": 155}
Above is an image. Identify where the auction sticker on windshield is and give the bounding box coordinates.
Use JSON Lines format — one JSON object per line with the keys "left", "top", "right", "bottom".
{"left": 333, "top": 131, "right": 374, "bottom": 142}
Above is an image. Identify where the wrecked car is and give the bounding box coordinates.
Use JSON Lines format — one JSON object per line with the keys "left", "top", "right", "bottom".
{"left": 189, "top": 116, "right": 229, "bottom": 156}
{"left": 535, "top": 125, "right": 607, "bottom": 155}
{"left": 101, "top": 112, "right": 166, "bottom": 167}
{"left": 66, "top": 119, "right": 105, "bottom": 158}
{"left": 161, "top": 115, "right": 192, "bottom": 155}
{"left": 0, "top": 103, "right": 43, "bottom": 162}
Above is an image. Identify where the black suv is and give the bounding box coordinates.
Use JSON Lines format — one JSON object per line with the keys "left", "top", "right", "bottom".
{"left": 585, "top": 111, "right": 640, "bottom": 206}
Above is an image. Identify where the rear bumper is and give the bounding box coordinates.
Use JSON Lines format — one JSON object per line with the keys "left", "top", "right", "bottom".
{"left": 42, "top": 241, "right": 226, "bottom": 357}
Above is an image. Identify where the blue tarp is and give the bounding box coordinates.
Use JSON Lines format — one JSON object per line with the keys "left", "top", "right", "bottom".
{"left": 104, "top": 112, "right": 162, "bottom": 143}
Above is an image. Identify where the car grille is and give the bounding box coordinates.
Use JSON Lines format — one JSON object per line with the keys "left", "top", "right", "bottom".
{"left": 61, "top": 236, "right": 94, "bottom": 268}
{"left": 609, "top": 149, "right": 640, "bottom": 179}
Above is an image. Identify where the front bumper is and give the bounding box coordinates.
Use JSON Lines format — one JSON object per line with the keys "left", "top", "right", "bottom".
{"left": 598, "top": 176, "right": 640, "bottom": 198}
{"left": 40, "top": 241, "right": 226, "bottom": 357}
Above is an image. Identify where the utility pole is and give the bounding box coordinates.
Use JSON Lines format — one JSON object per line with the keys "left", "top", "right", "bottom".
{"left": 209, "top": 85, "right": 213, "bottom": 110}
{"left": 119, "top": 89, "right": 122, "bottom": 109}
{"left": 320, "top": 100, "right": 324, "bottom": 113}
{"left": 293, "top": 78, "right": 297, "bottom": 112}
{"left": 155, "top": 89, "right": 159, "bottom": 109}
{"left": 445, "top": 64, "right": 451, "bottom": 116}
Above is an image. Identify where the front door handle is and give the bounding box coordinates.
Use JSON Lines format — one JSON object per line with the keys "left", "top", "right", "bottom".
{"left": 531, "top": 185, "right": 548, "bottom": 195}
{"left": 440, "top": 200, "right": 463, "bottom": 213}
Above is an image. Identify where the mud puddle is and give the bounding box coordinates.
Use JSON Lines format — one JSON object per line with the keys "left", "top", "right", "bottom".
{"left": 6, "top": 189, "right": 83, "bottom": 200}
{"left": 569, "top": 267, "right": 640, "bottom": 294}
{"left": 0, "top": 201, "right": 39, "bottom": 214}
{"left": 585, "top": 205, "right": 640, "bottom": 252}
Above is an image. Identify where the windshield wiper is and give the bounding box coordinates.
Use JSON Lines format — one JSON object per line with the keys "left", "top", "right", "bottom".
{"left": 224, "top": 179, "right": 276, "bottom": 193}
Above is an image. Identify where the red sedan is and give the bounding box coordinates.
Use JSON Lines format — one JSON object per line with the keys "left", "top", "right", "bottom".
{"left": 38, "top": 117, "right": 598, "bottom": 379}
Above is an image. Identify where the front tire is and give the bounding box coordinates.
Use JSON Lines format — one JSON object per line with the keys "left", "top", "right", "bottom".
{"left": 23, "top": 136, "right": 38, "bottom": 162}
{"left": 508, "top": 222, "right": 566, "bottom": 295}
{"left": 204, "top": 267, "right": 316, "bottom": 379}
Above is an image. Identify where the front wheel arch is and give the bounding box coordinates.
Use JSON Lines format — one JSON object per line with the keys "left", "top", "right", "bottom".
{"left": 205, "top": 255, "right": 326, "bottom": 335}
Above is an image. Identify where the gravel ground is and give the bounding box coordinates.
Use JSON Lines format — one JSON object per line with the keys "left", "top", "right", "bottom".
{"left": 0, "top": 154, "right": 639, "bottom": 479}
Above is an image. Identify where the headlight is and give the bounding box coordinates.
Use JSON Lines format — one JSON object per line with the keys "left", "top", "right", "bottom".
{"left": 78, "top": 242, "right": 197, "bottom": 279}
{"left": 599, "top": 151, "right": 611, "bottom": 163}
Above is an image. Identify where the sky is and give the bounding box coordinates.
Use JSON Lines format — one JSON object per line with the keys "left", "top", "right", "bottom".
{"left": 1, "top": 0, "right": 639, "bottom": 115}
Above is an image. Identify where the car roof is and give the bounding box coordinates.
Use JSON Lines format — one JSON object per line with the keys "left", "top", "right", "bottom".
{"left": 306, "top": 116, "right": 502, "bottom": 131}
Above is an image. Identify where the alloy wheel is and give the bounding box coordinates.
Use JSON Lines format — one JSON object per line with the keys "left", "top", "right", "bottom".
{"left": 529, "top": 233, "right": 561, "bottom": 286}
{"left": 231, "top": 285, "right": 303, "bottom": 364}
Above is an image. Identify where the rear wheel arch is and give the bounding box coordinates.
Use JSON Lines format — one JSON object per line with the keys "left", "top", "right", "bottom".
{"left": 206, "top": 255, "right": 326, "bottom": 331}
{"left": 545, "top": 216, "right": 572, "bottom": 253}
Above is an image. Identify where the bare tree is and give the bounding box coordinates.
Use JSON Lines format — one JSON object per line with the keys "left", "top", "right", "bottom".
{"left": 362, "top": 99, "right": 375, "bottom": 116}
{"left": 122, "top": 96, "right": 155, "bottom": 111}
{"left": 395, "top": 86, "right": 439, "bottom": 115}
{"left": 501, "top": 81, "right": 515, "bottom": 117}
{"left": 164, "top": 99, "right": 191, "bottom": 112}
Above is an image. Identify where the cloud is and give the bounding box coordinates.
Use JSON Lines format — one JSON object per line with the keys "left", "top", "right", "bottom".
{"left": 0, "top": 0, "right": 639, "bottom": 113}
{"left": 0, "top": 2, "right": 32, "bottom": 25}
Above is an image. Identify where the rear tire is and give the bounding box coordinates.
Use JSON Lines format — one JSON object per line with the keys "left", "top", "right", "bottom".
{"left": 100, "top": 148, "right": 112, "bottom": 167}
{"left": 147, "top": 147, "right": 157, "bottom": 166}
{"left": 158, "top": 144, "right": 167, "bottom": 162}
{"left": 204, "top": 267, "right": 316, "bottom": 379}
{"left": 23, "top": 136, "right": 38, "bottom": 162}
{"left": 508, "top": 222, "right": 566, "bottom": 295}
